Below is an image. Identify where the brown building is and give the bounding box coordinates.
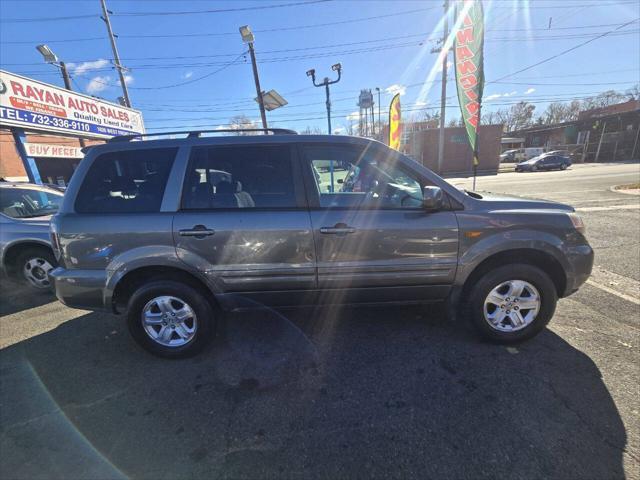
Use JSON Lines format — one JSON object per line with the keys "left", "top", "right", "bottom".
{"left": 510, "top": 101, "right": 640, "bottom": 162}
{"left": 408, "top": 124, "right": 504, "bottom": 176}
{"left": 0, "top": 130, "right": 103, "bottom": 185}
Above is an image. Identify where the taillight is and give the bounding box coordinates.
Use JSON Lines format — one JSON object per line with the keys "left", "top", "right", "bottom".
{"left": 49, "top": 221, "right": 62, "bottom": 261}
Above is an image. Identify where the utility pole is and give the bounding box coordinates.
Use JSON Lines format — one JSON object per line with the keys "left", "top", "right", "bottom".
{"left": 307, "top": 63, "right": 342, "bottom": 191}
{"left": 437, "top": 0, "right": 449, "bottom": 174}
{"left": 375, "top": 87, "right": 381, "bottom": 137}
{"left": 240, "top": 25, "right": 268, "bottom": 129}
{"left": 100, "top": 0, "right": 132, "bottom": 108}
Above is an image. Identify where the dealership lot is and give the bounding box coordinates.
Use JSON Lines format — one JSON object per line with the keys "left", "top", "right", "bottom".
{"left": 1, "top": 162, "right": 639, "bottom": 480}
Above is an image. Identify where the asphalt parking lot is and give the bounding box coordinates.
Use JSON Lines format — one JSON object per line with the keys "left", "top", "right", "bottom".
{"left": 1, "top": 162, "right": 639, "bottom": 480}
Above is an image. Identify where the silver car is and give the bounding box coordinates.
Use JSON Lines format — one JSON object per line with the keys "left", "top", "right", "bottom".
{"left": 50, "top": 130, "right": 594, "bottom": 358}
{"left": 0, "top": 182, "right": 62, "bottom": 289}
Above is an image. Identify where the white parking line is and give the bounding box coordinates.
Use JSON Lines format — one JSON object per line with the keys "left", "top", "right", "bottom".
{"left": 585, "top": 280, "right": 640, "bottom": 306}
{"left": 576, "top": 204, "right": 640, "bottom": 212}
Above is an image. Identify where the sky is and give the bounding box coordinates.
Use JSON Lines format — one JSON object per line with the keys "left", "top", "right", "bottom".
{"left": 0, "top": 0, "right": 639, "bottom": 135}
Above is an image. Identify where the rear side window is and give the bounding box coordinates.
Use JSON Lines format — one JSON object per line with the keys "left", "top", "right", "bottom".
{"left": 182, "top": 145, "right": 296, "bottom": 209}
{"left": 75, "top": 148, "right": 177, "bottom": 213}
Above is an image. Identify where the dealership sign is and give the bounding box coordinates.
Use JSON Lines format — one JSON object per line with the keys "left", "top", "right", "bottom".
{"left": 0, "top": 70, "right": 144, "bottom": 139}
{"left": 23, "top": 142, "right": 84, "bottom": 159}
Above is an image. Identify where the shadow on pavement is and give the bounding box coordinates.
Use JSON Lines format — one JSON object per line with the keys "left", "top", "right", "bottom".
{"left": 0, "top": 278, "right": 56, "bottom": 316}
{"left": 0, "top": 303, "right": 627, "bottom": 479}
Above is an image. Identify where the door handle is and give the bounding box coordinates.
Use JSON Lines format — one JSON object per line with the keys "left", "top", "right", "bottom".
{"left": 320, "top": 225, "right": 356, "bottom": 235}
{"left": 179, "top": 225, "right": 215, "bottom": 238}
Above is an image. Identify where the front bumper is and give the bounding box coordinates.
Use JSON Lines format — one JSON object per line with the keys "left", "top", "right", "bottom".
{"left": 50, "top": 267, "right": 109, "bottom": 311}
{"left": 563, "top": 243, "right": 594, "bottom": 297}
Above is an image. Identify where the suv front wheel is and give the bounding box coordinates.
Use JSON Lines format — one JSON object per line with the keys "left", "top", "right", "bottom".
{"left": 466, "top": 264, "right": 558, "bottom": 343}
{"left": 127, "top": 280, "right": 216, "bottom": 358}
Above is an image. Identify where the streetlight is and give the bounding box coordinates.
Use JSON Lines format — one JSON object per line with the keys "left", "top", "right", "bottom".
{"left": 36, "top": 44, "right": 85, "bottom": 147}
{"left": 375, "top": 87, "right": 381, "bottom": 137}
{"left": 239, "top": 25, "right": 268, "bottom": 129}
{"left": 306, "top": 63, "right": 342, "bottom": 136}
{"left": 36, "top": 44, "right": 72, "bottom": 90}
{"left": 307, "top": 63, "right": 342, "bottom": 191}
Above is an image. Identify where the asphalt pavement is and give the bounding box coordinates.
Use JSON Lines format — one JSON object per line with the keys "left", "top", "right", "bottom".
{"left": 1, "top": 162, "right": 639, "bottom": 480}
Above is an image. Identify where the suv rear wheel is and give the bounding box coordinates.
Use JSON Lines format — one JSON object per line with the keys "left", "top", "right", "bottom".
{"left": 127, "top": 280, "right": 216, "bottom": 358}
{"left": 15, "top": 247, "right": 56, "bottom": 290}
{"left": 466, "top": 264, "right": 557, "bottom": 343}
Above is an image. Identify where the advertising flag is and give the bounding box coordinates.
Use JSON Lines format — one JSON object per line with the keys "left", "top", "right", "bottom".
{"left": 388, "top": 93, "right": 401, "bottom": 150}
{"left": 453, "top": 1, "right": 484, "bottom": 166}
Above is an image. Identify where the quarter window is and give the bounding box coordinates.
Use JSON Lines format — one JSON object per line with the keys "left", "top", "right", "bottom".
{"left": 75, "top": 148, "right": 177, "bottom": 213}
{"left": 181, "top": 145, "right": 296, "bottom": 209}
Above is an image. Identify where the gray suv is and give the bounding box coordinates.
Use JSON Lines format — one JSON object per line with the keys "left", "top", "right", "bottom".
{"left": 50, "top": 130, "right": 593, "bottom": 358}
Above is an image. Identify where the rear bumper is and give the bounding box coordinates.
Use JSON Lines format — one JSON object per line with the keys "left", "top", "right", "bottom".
{"left": 50, "top": 267, "right": 109, "bottom": 311}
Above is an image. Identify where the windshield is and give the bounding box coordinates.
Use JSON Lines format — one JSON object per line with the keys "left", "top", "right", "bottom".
{"left": 0, "top": 187, "right": 63, "bottom": 218}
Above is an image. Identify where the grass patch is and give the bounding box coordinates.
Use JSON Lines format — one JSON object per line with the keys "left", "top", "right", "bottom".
{"left": 614, "top": 183, "right": 640, "bottom": 190}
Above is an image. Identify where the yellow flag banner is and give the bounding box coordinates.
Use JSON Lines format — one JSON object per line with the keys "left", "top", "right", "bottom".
{"left": 388, "top": 93, "right": 401, "bottom": 150}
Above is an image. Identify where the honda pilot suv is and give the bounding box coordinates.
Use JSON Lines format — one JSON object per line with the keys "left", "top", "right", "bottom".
{"left": 50, "top": 130, "right": 593, "bottom": 358}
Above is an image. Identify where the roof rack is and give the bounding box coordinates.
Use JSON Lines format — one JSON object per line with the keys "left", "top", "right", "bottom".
{"left": 107, "top": 128, "right": 298, "bottom": 143}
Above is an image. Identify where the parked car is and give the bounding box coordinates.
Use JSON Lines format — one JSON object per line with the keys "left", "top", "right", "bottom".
{"left": 0, "top": 182, "right": 62, "bottom": 289}
{"left": 499, "top": 149, "right": 519, "bottom": 163}
{"left": 50, "top": 130, "right": 593, "bottom": 358}
{"left": 515, "top": 154, "right": 572, "bottom": 172}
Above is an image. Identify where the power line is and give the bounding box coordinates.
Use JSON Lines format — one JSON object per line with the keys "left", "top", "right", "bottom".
{"left": 491, "top": 18, "right": 640, "bottom": 82}
{"left": 112, "top": 0, "right": 331, "bottom": 17}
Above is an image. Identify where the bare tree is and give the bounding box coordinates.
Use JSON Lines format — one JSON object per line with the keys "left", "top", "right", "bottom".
{"left": 300, "top": 125, "right": 323, "bottom": 134}
{"left": 492, "top": 101, "right": 536, "bottom": 132}
{"left": 228, "top": 114, "right": 256, "bottom": 135}
{"left": 625, "top": 84, "right": 640, "bottom": 100}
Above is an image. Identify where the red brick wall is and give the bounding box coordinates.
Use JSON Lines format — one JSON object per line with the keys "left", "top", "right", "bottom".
{"left": 0, "top": 129, "right": 103, "bottom": 180}
{"left": 414, "top": 124, "right": 503, "bottom": 176}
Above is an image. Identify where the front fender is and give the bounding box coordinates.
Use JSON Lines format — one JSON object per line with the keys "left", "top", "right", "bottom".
{"left": 454, "top": 229, "right": 572, "bottom": 288}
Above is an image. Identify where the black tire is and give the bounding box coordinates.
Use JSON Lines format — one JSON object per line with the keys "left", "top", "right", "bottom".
{"left": 531, "top": 165, "right": 538, "bottom": 172}
{"left": 14, "top": 247, "right": 56, "bottom": 290}
{"left": 560, "top": 163, "right": 567, "bottom": 170}
{"left": 127, "top": 280, "right": 216, "bottom": 358}
{"left": 465, "top": 264, "right": 558, "bottom": 344}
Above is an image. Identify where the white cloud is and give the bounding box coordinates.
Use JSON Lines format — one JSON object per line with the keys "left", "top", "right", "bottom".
{"left": 86, "top": 75, "right": 111, "bottom": 94}
{"left": 333, "top": 126, "right": 345, "bottom": 134}
{"left": 485, "top": 91, "right": 518, "bottom": 102}
{"left": 345, "top": 111, "right": 359, "bottom": 121}
{"left": 385, "top": 84, "right": 406, "bottom": 96}
{"left": 183, "top": 71, "right": 193, "bottom": 79}
{"left": 68, "top": 58, "right": 109, "bottom": 76}
{"left": 525, "top": 88, "right": 536, "bottom": 94}
{"left": 120, "top": 74, "right": 134, "bottom": 86}
{"left": 414, "top": 101, "right": 428, "bottom": 107}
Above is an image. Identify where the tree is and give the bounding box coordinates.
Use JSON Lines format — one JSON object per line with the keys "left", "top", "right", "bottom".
{"left": 228, "top": 114, "right": 256, "bottom": 135}
{"left": 300, "top": 125, "right": 323, "bottom": 134}
{"left": 625, "top": 84, "right": 640, "bottom": 100}
{"left": 581, "top": 90, "right": 627, "bottom": 110}
{"left": 491, "top": 101, "right": 536, "bottom": 132}
{"left": 538, "top": 100, "right": 582, "bottom": 125}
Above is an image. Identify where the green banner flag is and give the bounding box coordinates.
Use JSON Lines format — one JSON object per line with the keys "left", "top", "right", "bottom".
{"left": 453, "top": 0, "right": 485, "bottom": 167}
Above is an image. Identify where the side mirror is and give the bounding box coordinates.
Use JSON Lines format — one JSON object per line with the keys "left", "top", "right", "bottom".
{"left": 422, "top": 186, "right": 444, "bottom": 210}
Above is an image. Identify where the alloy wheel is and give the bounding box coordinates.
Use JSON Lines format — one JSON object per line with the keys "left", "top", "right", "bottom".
{"left": 141, "top": 295, "right": 198, "bottom": 347}
{"left": 22, "top": 257, "right": 54, "bottom": 289}
{"left": 483, "top": 280, "right": 541, "bottom": 332}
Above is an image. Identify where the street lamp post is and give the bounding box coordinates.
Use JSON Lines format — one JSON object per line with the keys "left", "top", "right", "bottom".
{"left": 306, "top": 63, "right": 342, "bottom": 136}
{"left": 239, "top": 25, "right": 268, "bottom": 129}
{"left": 36, "top": 44, "right": 85, "bottom": 147}
{"left": 307, "top": 64, "right": 342, "bottom": 191}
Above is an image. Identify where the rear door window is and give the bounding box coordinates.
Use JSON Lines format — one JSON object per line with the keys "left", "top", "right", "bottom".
{"left": 181, "top": 145, "right": 297, "bottom": 209}
{"left": 75, "top": 148, "right": 177, "bottom": 213}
